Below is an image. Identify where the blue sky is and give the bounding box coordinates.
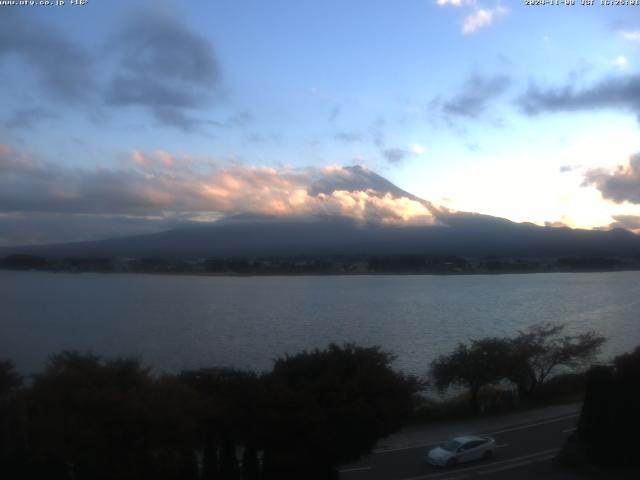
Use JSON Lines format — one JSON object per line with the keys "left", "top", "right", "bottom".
{"left": 2, "top": 0, "right": 640, "bottom": 244}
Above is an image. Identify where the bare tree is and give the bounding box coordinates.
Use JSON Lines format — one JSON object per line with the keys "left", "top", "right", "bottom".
{"left": 430, "top": 338, "right": 511, "bottom": 412}
{"left": 506, "top": 322, "right": 606, "bottom": 397}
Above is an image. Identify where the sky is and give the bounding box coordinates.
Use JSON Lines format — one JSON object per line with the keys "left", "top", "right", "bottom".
{"left": 1, "top": 0, "right": 640, "bottom": 245}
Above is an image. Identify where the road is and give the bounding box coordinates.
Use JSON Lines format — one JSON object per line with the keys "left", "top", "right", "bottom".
{"left": 339, "top": 410, "right": 580, "bottom": 480}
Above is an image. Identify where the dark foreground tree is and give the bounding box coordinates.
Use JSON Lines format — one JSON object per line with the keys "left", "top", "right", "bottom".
{"left": 261, "top": 343, "right": 421, "bottom": 479}
{"left": 0, "top": 360, "right": 26, "bottom": 478}
{"left": 506, "top": 322, "right": 606, "bottom": 397}
{"left": 0, "top": 360, "right": 21, "bottom": 396}
{"left": 567, "top": 345, "right": 640, "bottom": 467}
{"left": 430, "top": 338, "right": 511, "bottom": 412}
{"left": 179, "top": 368, "right": 263, "bottom": 480}
{"left": 26, "top": 351, "right": 199, "bottom": 480}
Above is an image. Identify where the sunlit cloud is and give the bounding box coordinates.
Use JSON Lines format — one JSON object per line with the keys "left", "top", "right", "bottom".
{"left": 462, "top": 6, "right": 507, "bottom": 34}
{"left": 0, "top": 145, "right": 438, "bottom": 243}
{"left": 435, "top": 0, "right": 506, "bottom": 34}
{"left": 436, "top": 0, "right": 468, "bottom": 5}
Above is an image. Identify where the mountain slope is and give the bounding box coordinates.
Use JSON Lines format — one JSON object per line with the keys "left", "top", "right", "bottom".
{"left": 2, "top": 166, "right": 640, "bottom": 259}
{"left": 2, "top": 213, "right": 640, "bottom": 259}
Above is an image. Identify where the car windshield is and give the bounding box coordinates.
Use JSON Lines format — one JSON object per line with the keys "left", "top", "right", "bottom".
{"left": 439, "top": 440, "right": 462, "bottom": 452}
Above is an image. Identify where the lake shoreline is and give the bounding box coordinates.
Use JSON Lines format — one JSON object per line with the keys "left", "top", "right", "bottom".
{"left": 3, "top": 266, "right": 640, "bottom": 278}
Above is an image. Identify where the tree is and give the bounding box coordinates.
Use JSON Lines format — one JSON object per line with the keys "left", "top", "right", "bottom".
{"left": 261, "top": 343, "right": 421, "bottom": 479}
{"left": 0, "top": 360, "right": 21, "bottom": 396}
{"left": 573, "top": 345, "right": 640, "bottom": 467}
{"left": 179, "top": 368, "right": 263, "bottom": 480}
{"left": 506, "top": 322, "right": 606, "bottom": 397}
{"left": 430, "top": 338, "right": 511, "bottom": 412}
{"left": 0, "top": 360, "right": 26, "bottom": 478}
{"left": 27, "top": 351, "right": 199, "bottom": 480}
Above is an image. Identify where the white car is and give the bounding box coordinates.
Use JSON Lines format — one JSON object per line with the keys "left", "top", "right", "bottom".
{"left": 427, "top": 435, "right": 496, "bottom": 467}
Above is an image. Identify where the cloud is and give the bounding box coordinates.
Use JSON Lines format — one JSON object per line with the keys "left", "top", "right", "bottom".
{"left": 436, "top": 1, "right": 507, "bottom": 34}
{"left": 329, "top": 105, "right": 341, "bottom": 123}
{"left": 612, "top": 56, "right": 628, "bottom": 68}
{"left": 583, "top": 153, "right": 640, "bottom": 204}
{"left": 335, "top": 132, "right": 364, "bottom": 143}
{"left": 104, "top": 11, "right": 221, "bottom": 131}
{"left": 369, "top": 117, "right": 387, "bottom": 147}
{"left": 462, "top": 6, "right": 507, "bottom": 34}
{"left": 544, "top": 220, "right": 569, "bottom": 228}
{"left": 382, "top": 148, "right": 411, "bottom": 165}
{"left": 519, "top": 74, "right": 640, "bottom": 121}
{"left": 412, "top": 144, "right": 426, "bottom": 154}
{"left": 607, "top": 214, "right": 640, "bottom": 234}
{"left": 4, "top": 107, "right": 58, "bottom": 129}
{"left": 622, "top": 31, "right": 640, "bottom": 42}
{"left": 436, "top": 0, "right": 472, "bottom": 6}
{"left": 441, "top": 74, "right": 511, "bottom": 118}
{"left": 0, "top": 145, "right": 438, "bottom": 244}
{"left": 0, "top": 212, "right": 194, "bottom": 247}
{"left": 0, "top": 9, "right": 226, "bottom": 133}
{"left": 0, "top": 11, "right": 92, "bottom": 102}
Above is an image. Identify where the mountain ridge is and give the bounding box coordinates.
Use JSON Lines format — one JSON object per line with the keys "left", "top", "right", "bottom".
{"left": 2, "top": 166, "right": 639, "bottom": 260}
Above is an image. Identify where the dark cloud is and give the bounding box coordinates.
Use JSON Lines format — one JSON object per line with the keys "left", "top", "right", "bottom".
{"left": 209, "top": 112, "right": 254, "bottom": 129}
{"left": 382, "top": 148, "right": 410, "bottom": 165}
{"left": 0, "top": 11, "right": 92, "bottom": 102}
{"left": 329, "top": 105, "right": 341, "bottom": 123}
{"left": 560, "top": 165, "right": 577, "bottom": 173}
{"left": 104, "top": 11, "right": 222, "bottom": 131}
{"left": 519, "top": 74, "right": 640, "bottom": 120}
{"left": 0, "top": 213, "right": 194, "bottom": 247}
{"left": 0, "top": 10, "right": 227, "bottom": 133}
{"left": 4, "top": 107, "right": 58, "bottom": 129}
{"left": 609, "top": 215, "right": 640, "bottom": 231}
{"left": 0, "top": 145, "right": 188, "bottom": 215}
{"left": 583, "top": 153, "right": 640, "bottom": 204}
{"left": 441, "top": 74, "right": 511, "bottom": 119}
{"left": 335, "top": 131, "right": 363, "bottom": 143}
{"left": 226, "top": 111, "right": 253, "bottom": 128}
{"left": 369, "top": 118, "right": 387, "bottom": 147}
{"left": 242, "top": 132, "right": 281, "bottom": 145}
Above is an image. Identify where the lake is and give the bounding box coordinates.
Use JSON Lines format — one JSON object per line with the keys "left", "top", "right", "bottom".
{"left": 2, "top": 270, "right": 639, "bottom": 377}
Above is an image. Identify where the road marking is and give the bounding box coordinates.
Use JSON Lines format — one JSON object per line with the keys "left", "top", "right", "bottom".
{"left": 397, "top": 448, "right": 560, "bottom": 480}
{"left": 478, "top": 460, "right": 530, "bottom": 475}
{"left": 373, "top": 413, "right": 578, "bottom": 454}
{"left": 534, "top": 453, "right": 558, "bottom": 462}
{"left": 562, "top": 427, "right": 576, "bottom": 433}
{"left": 375, "top": 444, "right": 435, "bottom": 454}
{"left": 338, "top": 466, "right": 372, "bottom": 473}
{"left": 480, "top": 413, "right": 579, "bottom": 436}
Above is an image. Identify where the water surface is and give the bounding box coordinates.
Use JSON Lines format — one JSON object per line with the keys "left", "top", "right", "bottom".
{"left": 2, "top": 270, "right": 639, "bottom": 376}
